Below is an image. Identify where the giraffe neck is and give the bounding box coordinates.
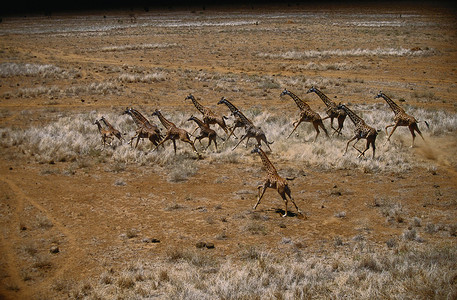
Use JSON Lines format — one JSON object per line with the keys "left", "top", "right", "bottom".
{"left": 221, "top": 99, "right": 239, "bottom": 113}
{"left": 101, "top": 118, "right": 114, "bottom": 130}
{"left": 131, "top": 109, "right": 151, "bottom": 126}
{"left": 234, "top": 110, "right": 253, "bottom": 126}
{"left": 285, "top": 91, "right": 310, "bottom": 111}
{"left": 311, "top": 88, "right": 335, "bottom": 108}
{"left": 189, "top": 96, "right": 206, "bottom": 114}
{"left": 189, "top": 117, "right": 206, "bottom": 128}
{"left": 155, "top": 111, "right": 174, "bottom": 129}
{"left": 95, "top": 121, "right": 103, "bottom": 133}
{"left": 340, "top": 105, "right": 364, "bottom": 127}
{"left": 256, "top": 148, "right": 278, "bottom": 175}
{"left": 380, "top": 94, "right": 404, "bottom": 115}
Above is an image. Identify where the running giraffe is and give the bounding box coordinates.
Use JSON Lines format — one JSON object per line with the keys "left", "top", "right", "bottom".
{"left": 251, "top": 145, "right": 302, "bottom": 217}
{"left": 100, "top": 116, "right": 124, "bottom": 142}
{"left": 187, "top": 115, "right": 221, "bottom": 151}
{"left": 217, "top": 97, "right": 244, "bottom": 140}
{"left": 307, "top": 86, "right": 347, "bottom": 135}
{"left": 185, "top": 94, "right": 230, "bottom": 135}
{"left": 232, "top": 109, "right": 273, "bottom": 151}
{"left": 337, "top": 104, "right": 378, "bottom": 158}
{"left": 375, "top": 91, "right": 428, "bottom": 147}
{"left": 123, "top": 107, "right": 162, "bottom": 148}
{"left": 280, "top": 88, "right": 329, "bottom": 142}
{"left": 94, "top": 119, "right": 114, "bottom": 148}
{"left": 151, "top": 109, "right": 201, "bottom": 158}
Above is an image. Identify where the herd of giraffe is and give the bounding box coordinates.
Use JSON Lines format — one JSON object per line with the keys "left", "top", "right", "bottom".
{"left": 93, "top": 88, "right": 428, "bottom": 217}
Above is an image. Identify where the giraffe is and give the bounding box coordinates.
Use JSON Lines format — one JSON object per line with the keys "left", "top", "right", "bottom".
{"left": 151, "top": 109, "right": 201, "bottom": 158}
{"left": 122, "top": 108, "right": 162, "bottom": 148}
{"left": 251, "top": 145, "right": 302, "bottom": 217}
{"left": 217, "top": 97, "right": 244, "bottom": 140}
{"left": 375, "top": 91, "right": 428, "bottom": 147}
{"left": 307, "top": 86, "right": 347, "bottom": 135}
{"left": 185, "top": 94, "right": 230, "bottom": 135}
{"left": 100, "top": 116, "right": 124, "bottom": 142}
{"left": 94, "top": 119, "right": 114, "bottom": 148}
{"left": 280, "top": 89, "right": 329, "bottom": 142}
{"left": 337, "top": 104, "right": 378, "bottom": 158}
{"left": 232, "top": 109, "right": 274, "bottom": 151}
{"left": 187, "top": 115, "right": 221, "bottom": 151}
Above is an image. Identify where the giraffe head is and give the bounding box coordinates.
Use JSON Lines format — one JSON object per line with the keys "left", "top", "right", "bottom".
{"left": 251, "top": 145, "right": 262, "bottom": 154}
{"left": 306, "top": 86, "right": 317, "bottom": 94}
{"left": 374, "top": 91, "right": 385, "bottom": 99}
{"left": 185, "top": 94, "right": 195, "bottom": 101}
{"left": 187, "top": 115, "right": 197, "bottom": 122}
{"left": 93, "top": 119, "right": 101, "bottom": 126}
{"left": 151, "top": 109, "right": 161, "bottom": 117}
{"left": 336, "top": 103, "right": 346, "bottom": 110}
{"left": 122, "top": 107, "right": 132, "bottom": 115}
{"left": 217, "top": 97, "right": 227, "bottom": 105}
{"left": 280, "top": 88, "right": 290, "bottom": 97}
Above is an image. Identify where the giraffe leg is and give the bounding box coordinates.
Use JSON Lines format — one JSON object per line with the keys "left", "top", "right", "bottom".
{"left": 319, "top": 120, "right": 329, "bottom": 138}
{"left": 232, "top": 134, "right": 248, "bottom": 150}
{"left": 385, "top": 123, "right": 399, "bottom": 145}
{"left": 337, "top": 115, "right": 345, "bottom": 135}
{"left": 245, "top": 136, "right": 251, "bottom": 148}
{"left": 344, "top": 136, "right": 358, "bottom": 155}
{"left": 358, "top": 139, "right": 371, "bottom": 158}
{"left": 224, "top": 125, "right": 238, "bottom": 142}
{"left": 410, "top": 123, "right": 425, "bottom": 147}
{"left": 408, "top": 125, "right": 417, "bottom": 147}
{"left": 134, "top": 134, "right": 142, "bottom": 148}
{"left": 312, "top": 122, "right": 320, "bottom": 143}
{"left": 287, "top": 119, "right": 303, "bottom": 139}
{"left": 280, "top": 193, "right": 288, "bottom": 217}
{"left": 285, "top": 185, "right": 301, "bottom": 215}
{"left": 253, "top": 183, "right": 268, "bottom": 210}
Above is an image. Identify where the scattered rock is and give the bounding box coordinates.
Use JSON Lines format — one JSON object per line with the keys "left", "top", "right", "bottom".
{"left": 205, "top": 242, "right": 215, "bottom": 249}
{"left": 50, "top": 246, "right": 59, "bottom": 254}
{"left": 142, "top": 238, "right": 160, "bottom": 243}
{"left": 196, "top": 241, "right": 206, "bottom": 248}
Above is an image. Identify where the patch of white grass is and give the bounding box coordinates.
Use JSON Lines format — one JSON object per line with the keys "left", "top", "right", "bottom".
{"left": 0, "top": 62, "right": 80, "bottom": 79}
{"left": 1, "top": 105, "right": 455, "bottom": 173}
{"left": 258, "top": 47, "right": 435, "bottom": 59}
{"left": 99, "top": 43, "right": 178, "bottom": 52}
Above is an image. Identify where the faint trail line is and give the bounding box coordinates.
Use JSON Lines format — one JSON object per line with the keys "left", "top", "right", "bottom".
{"left": 1, "top": 177, "right": 79, "bottom": 295}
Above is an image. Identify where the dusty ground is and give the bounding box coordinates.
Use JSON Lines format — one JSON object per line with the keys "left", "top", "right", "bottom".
{"left": 0, "top": 3, "right": 456, "bottom": 299}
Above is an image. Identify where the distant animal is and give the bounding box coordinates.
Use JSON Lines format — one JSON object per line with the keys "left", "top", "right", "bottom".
{"left": 94, "top": 119, "right": 114, "bottom": 148}
{"left": 280, "top": 89, "right": 329, "bottom": 142}
{"left": 185, "top": 94, "right": 230, "bottom": 135}
{"left": 100, "top": 116, "right": 124, "bottom": 142}
{"left": 251, "top": 145, "right": 302, "bottom": 217}
{"left": 232, "top": 110, "right": 274, "bottom": 151}
{"left": 337, "top": 104, "right": 378, "bottom": 158}
{"left": 307, "top": 86, "right": 347, "bottom": 136}
{"left": 187, "top": 115, "right": 222, "bottom": 151}
{"left": 151, "top": 109, "right": 201, "bottom": 158}
{"left": 123, "top": 107, "right": 162, "bottom": 148}
{"left": 375, "top": 91, "right": 428, "bottom": 147}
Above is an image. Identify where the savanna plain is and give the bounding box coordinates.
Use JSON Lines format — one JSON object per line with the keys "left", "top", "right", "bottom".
{"left": 1, "top": 3, "right": 457, "bottom": 299}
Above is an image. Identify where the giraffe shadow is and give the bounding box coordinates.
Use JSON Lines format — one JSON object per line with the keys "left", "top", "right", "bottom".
{"left": 268, "top": 208, "right": 304, "bottom": 218}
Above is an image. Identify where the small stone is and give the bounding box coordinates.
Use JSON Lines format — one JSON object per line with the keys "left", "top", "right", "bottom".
{"left": 50, "top": 246, "right": 59, "bottom": 254}
{"left": 205, "top": 242, "right": 215, "bottom": 249}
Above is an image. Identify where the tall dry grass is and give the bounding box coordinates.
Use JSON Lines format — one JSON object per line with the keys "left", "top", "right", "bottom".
{"left": 70, "top": 242, "right": 456, "bottom": 299}
{"left": 1, "top": 105, "right": 456, "bottom": 174}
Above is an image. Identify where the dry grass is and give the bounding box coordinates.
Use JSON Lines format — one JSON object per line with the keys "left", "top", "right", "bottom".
{"left": 71, "top": 242, "right": 456, "bottom": 299}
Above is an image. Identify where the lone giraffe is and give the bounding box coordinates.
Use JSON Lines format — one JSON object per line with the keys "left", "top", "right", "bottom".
{"left": 251, "top": 145, "right": 302, "bottom": 217}
{"left": 280, "top": 88, "right": 329, "bottom": 142}
{"left": 185, "top": 94, "right": 230, "bottom": 135}
{"left": 375, "top": 91, "right": 428, "bottom": 147}
{"left": 100, "top": 116, "right": 124, "bottom": 142}
{"left": 217, "top": 97, "right": 244, "bottom": 140}
{"left": 307, "top": 86, "right": 347, "bottom": 135}
{"left": 187, "top": 115, "right": 222, "bottom": 151}
{"left": 123, "top": 107, "right": 162, "bottom": 148}
{"left": 337, "top": 104, "right": 378, "bottom": 158}
{"left": 94, "top": 119, "right": 114, "bottom": 148}
{"left": 151, "top": 109, "right": 201, "bottom": 158}
{"left": 232, "top": 109, "right": 274, "bottom": 151}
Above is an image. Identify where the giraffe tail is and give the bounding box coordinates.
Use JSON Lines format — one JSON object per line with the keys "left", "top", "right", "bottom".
{"left": 424, "top": 120, "right": 430, "bottom": 129}
{"left": 285, "top": 176, "right": 296, "bottom": 181}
